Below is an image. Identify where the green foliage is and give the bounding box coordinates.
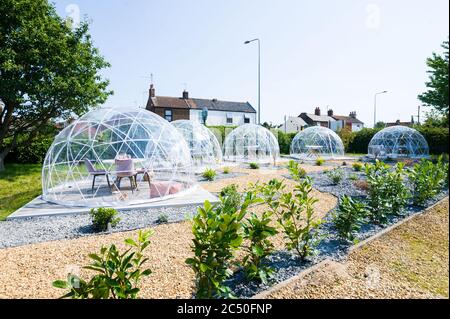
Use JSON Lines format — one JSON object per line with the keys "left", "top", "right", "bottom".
{"left": 408, "top": 156, "right": 448, "bottom": 206}
{"left": 365, "top": 161, "right": 410, "bottom": 224}
{"left": 156, "top": 213, "right": 169, "bottom": 224}
{"left": 223, "top": 167, "right": 231, "bottom": 174}
{"left": 336, "top": 127, "right": 355, "bottom": 151}
{"left": 185, "top": 192, "right": 262, "bottom": 299}
{"left": 249, "top": 162, "right": 260, "bottom": 169}
{"left": 325, "top": 167, "right": 344, "bottom": 185}
{"left": 418, "top": 39, "right": 449, "bottom": 123}
{"left": 315, "top": 158, "right": 324, "bottom": 166}
{"left": 242, "top": 211, "right": 278, "bottom": 284}
{"left": 352, "top": 162, "right": 363, "bottom": 172}
{"left": 53, "top": 230, "right": 153, "bottom": 299}
{"left": 219, "top": 184, "right": 242, "bottom": 211}
{"left": 89, "top": 207, "right": 120, "bottom": 232}
{"left": 202, "top": 168, "right": 217, "bottom": 181}
{"left": 415, "top": 126, "right": 449, "bottom": 154}
{"left": 347, "top": 128, "right": 380, "bottom": 154}
{"left": 349, "top": 173, "right": 358, "bottom": 181}
{"left": 277, "top": 131, "right": 297, "bottom": 155}
{"left": 332, "top": 195, "right": 367, "bottom": 242}
{"left": 0, "top": 0, "right": 112, "bottom": 168}
{"left": 287, "top": 160, "right": 306, "bottom": 181}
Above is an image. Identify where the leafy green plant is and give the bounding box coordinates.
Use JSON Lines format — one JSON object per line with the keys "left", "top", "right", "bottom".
{"left": 156, "top": 213, "right": 169, "bottom": 224}
{"left": 332, "top": 195, "right": 367, "bottom": 242}
{"left": 287, "top": 160, "right": 306, "bottom": 180}
{"left": 53, "top": 230, "right": 153, "bottom": 299}
{"left": 315, "top": 158, "right": 324, "bottom": 166}
{"left": 365, "top": 161, "right": 410, "bottom": 224}
{"left": 202, "top": 168, "right": 217, "bottom": 181}
{"left": 325, "top": 167, "right": 344, "bottom": 185}
{"left": 352, "top": 162, "right": 363, "bottom": 171}
{"left": 242, "top": 211, "right": 278, "bottom": 284}
{"left": 349, "top": 173, "right": 358, "bottom": 181}
{"left": 220, "top": 184, "right": 241, "bottom": 211}
{"left": 408, "top": 156, "right": 448, "bottom": 206}
{"left": 249, "top": 162, "right": 260, "bottom": 169}
{"left": 185, "top": 192, "right": 261, "bottom": 299}
{"left": 223, "top": 167, "right": 231, "bottom": 174}
{"left": 89, "top": 207, "right": 120, "bottom": 232}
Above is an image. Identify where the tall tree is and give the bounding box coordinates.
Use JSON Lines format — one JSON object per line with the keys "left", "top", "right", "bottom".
{"left": 0, "top": 0, "right": 112, "bottom": 170}
{"left": 418, "top": 38, "right": 449, "bottom": 126}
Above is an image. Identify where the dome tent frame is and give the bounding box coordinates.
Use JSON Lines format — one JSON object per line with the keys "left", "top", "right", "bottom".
{"left": 223, "top": 124, "right": 280, "bottom": 164}
{"left": 368, "top": 125, "right": 429, "bottom": 159}
{"left": 290, "top": 126, "right": 345, "bottom": 160}
{"left": 42, "top": 107, "right": 194, "bottom": 207}
{"left": 172, "top": 120, "right": 222, "bottom": 170}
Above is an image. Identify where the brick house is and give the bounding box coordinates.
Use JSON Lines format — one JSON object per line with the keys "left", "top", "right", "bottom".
{"left": 330, "top": 110, "right": 364, "bottom": 132}
{"left": 145, "top": 84, "right": 257, "bottom": 126}
{"left": 299, "top": 107, "right": 336, "bottom": 128}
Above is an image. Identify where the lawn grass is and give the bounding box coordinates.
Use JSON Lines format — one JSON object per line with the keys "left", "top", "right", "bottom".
{"left": 0, "top": 164, "right": 42, "bottom": 220}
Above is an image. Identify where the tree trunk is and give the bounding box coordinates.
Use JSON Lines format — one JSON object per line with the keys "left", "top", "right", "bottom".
{"left": 0, "top": 154, "right": 5, "bottom": 171}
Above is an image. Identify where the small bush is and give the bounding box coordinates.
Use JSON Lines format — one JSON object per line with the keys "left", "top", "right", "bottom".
{"left": 53, "top": 230, "right": 153, "bottom": 299}
{"left": 156, "top": 214, "right": 169, "bottom": 224}
{"left": 223, "top": 167, "right": 231, "bottom": 174}
{"left": 325, "top": 167, "right": 344, "bottom": 185}
{"left": 242, "top": 211, "right": 278, "bottom": 284}
{"left": 315, "top": 158, "right": 324, "bottom": 166}
{"left": 202, "top": 168, "right": 216, "bottom": 181}
{"left": 287, "top": 160, "right": 306, "bottom": 181}
{"left": 352, "top": 162, "right": 363, "bottom": 172}
{"left": 90, "top": 207, "right": 120, "bottom": 232}
{"left": 349, "top": 174, "right": 358, "bottom": 181}
{"left": 185, "top": 192, "right": 261, "bottom": 299}
{"left": 249, "top": 162, "right": 259, "bottom": 169}
{"left": 332, "top": 195, "right": 367, "bottom": 242}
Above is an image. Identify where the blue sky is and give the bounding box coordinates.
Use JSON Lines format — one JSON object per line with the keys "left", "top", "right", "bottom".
{"left": 54, "top": 0, "right": 449, "bottom": 127}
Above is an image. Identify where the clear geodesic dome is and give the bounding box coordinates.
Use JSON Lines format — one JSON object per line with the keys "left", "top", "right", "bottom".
{"left": 42, "top": 107, "right": 194, "bottom": 207}
{"left": 172, "top": 120, "right": 222, "bottom": 169}
{"left": 223, "top": 124, "right": 280, "bottom": 164}
{"left": 290, "top": 126, "right": 345, "bottom": 159}
{"left": 368, "top": 125, "right": 429, "bottom": 159}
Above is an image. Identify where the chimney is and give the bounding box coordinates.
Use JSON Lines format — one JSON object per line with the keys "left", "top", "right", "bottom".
{"left": 349, "top": 111, "right": 356, "bottom": 119}
{"left": 182, "top": 90, "right": 189, "bottom": 99}
{"left": 314, "top": 107, "right": 321, "bottom": 116}
{"left": 327, "top": 109, "right": 333, "bottom": 117}
{"left": 149, "top": 84, "right": 155, "bottom": 98}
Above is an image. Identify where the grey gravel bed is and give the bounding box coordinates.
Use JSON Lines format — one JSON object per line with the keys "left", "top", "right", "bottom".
{"left": 0, "top": 204, "right": 200, "bottom": 249}
{"left": 226, "top": 190, "right": 448, "bottom": 298}
{"left": 196, "top": 171, "right": 247, "bottom": 182}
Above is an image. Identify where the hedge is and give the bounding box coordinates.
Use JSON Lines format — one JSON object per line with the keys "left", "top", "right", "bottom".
{"left": 5, "top": 136, "right": 54, "bottom": 164}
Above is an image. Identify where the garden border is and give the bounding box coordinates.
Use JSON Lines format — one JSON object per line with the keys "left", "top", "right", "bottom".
{"left": 251, "top": 195, "right": 449, "bottom": 299}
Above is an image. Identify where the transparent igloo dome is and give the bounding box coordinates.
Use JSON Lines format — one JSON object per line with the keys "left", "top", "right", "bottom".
{"left": 42, "top": 107, "right": 194, "bottom": 207}
{"left": 290, "top": 126, "right": 345, "bottom": 159}
{"left": 223, "top": 124, "right": 280, "bottom": 164}
{"left": 172, "top": 120, "right": 222, "bottom": 169}
{"left": 368, "top": 125, "right": 429, "bottom": 159}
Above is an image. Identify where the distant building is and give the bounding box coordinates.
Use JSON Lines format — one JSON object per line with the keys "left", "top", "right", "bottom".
{"left": 279, "top": 116, "right": 308, "bottom": 133}
{"left": 386, "top": 117, "right": 415, "bottom": 128}
{"left": 299, "top": 107, "right": 336, "bottom": 128}
{"left": 331, "top": 110, "right": 364, "bottom": 132}
{"left": 145, "top": 84, "right": 257, "bottom": 126}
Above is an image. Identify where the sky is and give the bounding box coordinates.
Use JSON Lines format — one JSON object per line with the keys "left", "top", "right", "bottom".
{"left": 53, "top": 0, "right": 449, "bottom": 127}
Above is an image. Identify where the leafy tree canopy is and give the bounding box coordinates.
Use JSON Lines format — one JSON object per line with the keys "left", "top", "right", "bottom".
{"left": 418, "top": 38, "right": 449, "bottom": 125}
{"left": 0, "top": 0, "right": 112, "bottom": 169}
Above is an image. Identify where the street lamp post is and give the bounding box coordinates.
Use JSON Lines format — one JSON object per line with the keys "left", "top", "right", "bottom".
{"left": 374, "top": 90, "right": 388, "bottom": 127}
{"left": 244, "top": 38, "right": 261, "bottom": 125}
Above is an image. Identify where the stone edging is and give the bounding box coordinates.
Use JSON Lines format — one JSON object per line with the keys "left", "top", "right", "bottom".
{"left": 250, "top": 195, "right": 449, "bottom": 299}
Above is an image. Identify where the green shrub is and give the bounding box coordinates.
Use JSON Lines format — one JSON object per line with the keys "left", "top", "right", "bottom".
{"left": 365, "top": 161, "right": 410, "bottom": 224}
{"left": 89, "top": 207, "right": 120, "bottom": 232}
{"left": 325, "top": 167, "right": 344, "bottom": 185}
{"left": 202, "top": 168, "right": 216, "bottom": 181}
{"left": 352, "top": 162, "right": 363, "bottom": 171}
{"left": 223, "top": 167, "right": 231, "bottom": 174}
{"left": 349, "top": 173, "right": 358, "bottom": 181}
{"left": 315, "top": 158, "right": 324, "bottom": 166}
{"left": 408, "top": 157, "right": 448, "bottom": 206}
{"left": 415, "top": 126, "right": 449, "bottom": 155}
{"left": 53, "top": 230, "right": 153, "bottom": 299}
{"left": 242, "top": 211, "right": 278, "bottom": 284}
{"left": 287, "top": 160, "right": 306, "bottom": 180}
{"left": 156, "top": 213, "right": 169, "bottom": 224}
{"left": 185, "top": 192, "right": 261, "bottom": 299}
{"left": 249, "top": 162, "right": 259, "bottom": 169}
{"left": 277, "top": 130, "right": 297, "bottom": 155}
{"left": 347, "top": 128, "right": 380, "bottom": 154}
{"left": 220, "top": 184, "right": 242, "bottom": 211}
{"left": 332, "top": 195, "right": 367, "bottom": 242}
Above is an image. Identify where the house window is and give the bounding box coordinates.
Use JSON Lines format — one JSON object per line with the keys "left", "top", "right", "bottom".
{"left": 226, "top": 113, "right": 233, "bottom": 124}
{"left": 164, "top": 109, "right": 173, "bottom": 122}
{"left": 244, "top": 114, "right": 250, "bottom": 124}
